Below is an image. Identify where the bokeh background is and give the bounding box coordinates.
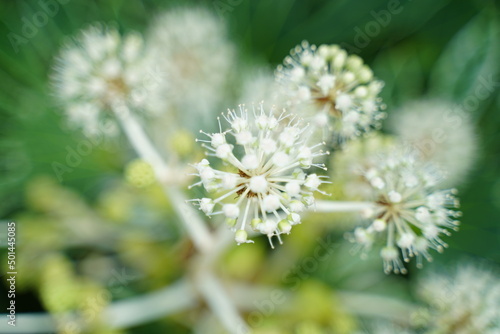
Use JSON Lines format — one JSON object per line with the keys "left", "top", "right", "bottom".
{"left": 0, "top": 0, "right": 499, "bottom": 333}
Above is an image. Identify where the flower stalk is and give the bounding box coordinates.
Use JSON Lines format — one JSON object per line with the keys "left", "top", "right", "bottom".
{"left": 113, "top": 103, "right": 214, "bottom": 251}
{"left": 313, "top": 200, "right": 375, "bottom": 212}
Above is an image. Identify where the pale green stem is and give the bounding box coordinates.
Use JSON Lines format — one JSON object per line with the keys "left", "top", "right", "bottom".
{"left": 105, "top": 280, "right": 197, "bottom": 328}
{"left": 195, "top": 271, "right": 249, "bottom": 334}
{"left": 113, "top": 103, "right": 213, "bottom": 252}
{"left": 113, "top": 103, "right": 169, "bottom": 178}
{"left": 230, "top": 283, "right": 417, "bottom": 324}
{"left": 313, "top": 200, "right": 375, "bottom": 213}
{"left": 0, "top": 280, "right": 197, "bottom": 333}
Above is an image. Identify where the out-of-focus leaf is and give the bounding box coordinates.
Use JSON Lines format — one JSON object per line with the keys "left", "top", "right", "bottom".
{"left": 429, "top": 10, "right": 500, "bottom": 106}
{"left": 372, "top": 44, "right": 427, "bottom": 109}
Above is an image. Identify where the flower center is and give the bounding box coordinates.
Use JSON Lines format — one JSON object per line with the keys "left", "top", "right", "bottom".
{"left": 103, "top": 76, "right": 129, "bottom": 106}
{"left": 376, "top": 197, "right": 403, "bottom": 221}
{"left": 312, "top": 90, "right": 340, "bottom": 116}
{"left": 107, "top": 77, "right": 128, "bottom": 95}
{"left": 248, "top": 175, "right": 268, "bottom": 194}
{"left": 236, "top": 171, "right": 270, "bottom": 198}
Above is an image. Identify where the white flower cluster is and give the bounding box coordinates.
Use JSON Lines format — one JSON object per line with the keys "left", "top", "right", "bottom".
{"left": 52, "top": 24, "right": 163, "bottom": 138}
{"left": 190, "top": 104, "right": 329, "bottom": 246}
{"left": 50, "top": 8, "right": 474, "bottom": 275}
{"left": 276, "top": 41, "right": 385, "bottom": 145}
{"left": 331, "top": 134, "right": 396, "bottom": 200}
{"left": 418, "top": 264, "right": 500, "bottom": 334}
{"left": 390, "top": 99, "right": 477, "bottom": 187}
{"left": 149, "top": 8, "right": 235, "bottom": 128}
{"left": 349, "top": 150, "right": 461, "bottom": 274}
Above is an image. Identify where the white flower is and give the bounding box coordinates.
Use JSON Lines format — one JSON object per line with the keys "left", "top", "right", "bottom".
{"left": 331, "top": 134, "right": 397, "bottom": 200}
{"left": 148, "top": 8, "right": 235, "bottom": 129}
{"left": 234, "top": 229, "right": 254, "bottom": 245}
{"left": 347, "top": 149, "right": 461, "bottom": 274}
{"left": 199, "top": 198, "right": 215, "bottom": 215}
{"left": 418, "top": 264, "right": 500, "bottom": 334}
{"left": 190, "top": 104, "right": 329, "bottom": 247}
{"left": 52, "top": 24, "right": 164, "bottom": 137}
{"left": 390, "top": 99, "right": 478, "bottom": 187}
{"left": 276, "top": 41, "right": 386, "bottom": 145}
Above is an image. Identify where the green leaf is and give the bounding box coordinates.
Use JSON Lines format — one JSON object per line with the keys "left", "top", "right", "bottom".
{"left": 429, "top": 10, "right": 500, "bottom": 107}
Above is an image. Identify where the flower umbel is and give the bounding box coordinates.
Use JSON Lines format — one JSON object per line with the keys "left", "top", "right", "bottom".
{"left": 390, "top": 99, "right": 478, "bottom": 187}
{"left": 148, "top": 8, "right": 235, "bottom": 129}
{"left": 276, "top": 41, "right": 385, "bottom": 145}
{"left": 418, "top": 264, "right": 500, "bottom": 334}
{"left": 52, "top": 24, "right": 163, "bottom": 137}
{"left": 348, "top": 150, "right": 461, "bottom": 274}
{"left": 190, "top": 104, "right": 329, "bottom": 247}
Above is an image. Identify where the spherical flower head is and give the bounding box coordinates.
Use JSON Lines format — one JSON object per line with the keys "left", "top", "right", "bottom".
{"left": 390, "top": 99, "right": 478, "bottom": 187}
{"left": 347, "top": 149, "right": 461, "bottom": 274}
{"left": 331, "top": 133, "right": 396, "bottom": 200}
{"left": 52, "top": 24, "right": 164, "bottom": 138}
{"left": 276, "top": 41, "right": 386, "bottom": 146}
{"left": 417, "top": 264, "right": 500, "bottom": 334}
{"left": 148, "top": 8, "right": 235, "bottom": 129}
{"left": 190, "top": 104, "right": 329, "bottom": 247}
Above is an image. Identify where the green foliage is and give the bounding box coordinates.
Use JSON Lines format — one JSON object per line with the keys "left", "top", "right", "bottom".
{"left": 0, "top": 1, "right": 499, "bottom": 333}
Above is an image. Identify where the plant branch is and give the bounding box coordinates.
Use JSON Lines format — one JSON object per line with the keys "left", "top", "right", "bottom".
{"left": 0, "top": 280, "right": 198, "bottom": 333}
{"left": 113, "top": 103, "right": 169, "bottom": 178}
{"left": 105, "top": 279, "right": 198, "bottom": 328}
{"left": 113, "top": 104, "right": 213, "bottom": 252}
{"left": 195, "top": 271, "right": 249, "bottom": 334}
{"left": 313, "top": 200, "right": 375, "bottom": 213}
{"left": 230, "top": 283, "right": 417, "bottom": 324}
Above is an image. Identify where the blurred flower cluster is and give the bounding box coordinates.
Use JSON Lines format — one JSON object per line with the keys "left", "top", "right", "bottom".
{"left": 5, "top": 3, "right": 497, "bottom": 334}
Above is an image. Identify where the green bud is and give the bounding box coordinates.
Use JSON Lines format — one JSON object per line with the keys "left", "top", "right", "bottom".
{"left": 225, "top": 218, "right": 237, "bottom": 228}
{"left": 234, "top": 229, "right": 248, "bottom": 244}
{"left": 251, "top": 218, "right": 262, "bottom": 230}
{"left": 346, "top": 54, "right": 363, "bottom": 70}
{"left": 278, "top": 220, "right": 292, "bottom": 234}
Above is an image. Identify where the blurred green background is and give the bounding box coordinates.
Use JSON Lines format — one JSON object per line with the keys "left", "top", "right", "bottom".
{"left": 0, "top": 0, "right": 499, "bottom": 333}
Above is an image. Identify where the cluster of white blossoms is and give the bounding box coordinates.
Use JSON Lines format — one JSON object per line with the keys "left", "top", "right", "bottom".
{"left": 190, "top": 104, "right": 329, "bottom": 246}
{"left": 52, "top": 24, "right": 164, "bottom": 138}
{"left": 276, "top": 41, "right": 385, "bottom": 145}
{"left": 148, "top": 8, "right": 235, "bottom": 129}
{"left": 418, "top": 264, "right": 500, "bottom": 334}
{"left": 331, "top": 134, "right": 396, "bottom": 200}
{"left": 50, "top": 9, "right": 472, "bottom": 279}
{"left": 349, "top": 150, "right": 461, "bottom": 274}
{"left": 390, "top": 99, "right": 477, "bottom": 187}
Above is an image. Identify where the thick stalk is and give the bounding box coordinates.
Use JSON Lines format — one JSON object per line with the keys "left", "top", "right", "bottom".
{"left": 230, "top": 283, "right": 417, "bottom": 324}
{"left": 0, "top": 281, "right": 197, "bottom": 333}
{"left": 113, "top": 104, "right": 213, "bottom": 252}
{"left": 195, "top": 271, "right": 249, "bottom": 334}
{"left": 113, "top": 103, "right": 169, "bottom": 178}
{"left": 313, "top": 200, "right": 374, "bottom": 213}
